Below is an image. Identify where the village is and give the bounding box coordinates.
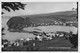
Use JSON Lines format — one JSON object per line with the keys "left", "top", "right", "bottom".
{"left": 2, "top": 27, "right": 77, "bottom": 51}
{"left": 25, "top": 21, "right": 77, "bottom": 27}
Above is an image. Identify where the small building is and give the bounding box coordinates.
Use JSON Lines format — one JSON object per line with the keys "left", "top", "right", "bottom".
{"left": 70, "top": 24, "right": 73, "bottom": 26}
{"left": 15, "top": 39, "right": 24, "bottom": 46}
{"left": 63, "top": 23, "right": 66, "bottom": 26}
{"left": 26, "top": 38, "right": 31, "bottom": 41}
{"left": 55, "top": 22, "right": 59, "bottom": 25}
{"left": 59, "top": 22, "right": 63, "bottom": 25}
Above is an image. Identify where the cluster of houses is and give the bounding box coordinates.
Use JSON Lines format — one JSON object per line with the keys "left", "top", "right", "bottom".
{"left": 25, "top": 21, "right": 77, "bottom": 27}
{"left": 2, "top": 31, "right": 71, "bottom": 48}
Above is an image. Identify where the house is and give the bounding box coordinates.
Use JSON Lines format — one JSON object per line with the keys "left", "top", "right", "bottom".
{"left": 40, "top": 23, "right": 43, "bottom": 26}
{"left": 36, "top": 35, "right": 43, "bottom": 41}
{"left": 63, "top": 23, "right": 66, "bottom": 26}
{"left": 14, "top": 39, "right": 24, "bottom": 46}
{"left": 46, "top": 33, "right": 55, "bottom": 37}
{"left": 59, "top": 22, "right": 63, "bottom": 25}
{"left": 59, "top": 34, "right": 64, "bottom": 37}
{"left": 26, "top": 38, "right": 31, "bottom": 41}
{"left": 55, "top": 22, "right": 59, "bottom": 25}
{"left": 33, "top": 43, "right": 35, "bottom": 46}
{"left": 45, "top": 23, "right": 48, "bottom": 26}
{"left": 46, "top": 37, "right": 52, "bottom": 40}
{"left": 55, "top": 33, "right": 59, "bottom": 37}
{"left": 70, "top": 24, "right": 73, "bottom": 26}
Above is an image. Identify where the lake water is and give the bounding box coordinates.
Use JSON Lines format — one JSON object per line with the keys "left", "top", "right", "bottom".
{"left": 2, "top": 17, "right": 77, "bottom": 41}
{"left": 23, "top": 26, "right": 77, "bottom": 34}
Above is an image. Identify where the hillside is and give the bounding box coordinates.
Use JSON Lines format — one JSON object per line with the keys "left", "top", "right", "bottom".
{"left": 21, "top": 11, "right": 77, "bottom": 24}
{"left": 2, "top": 11, "right": 77, "bottom": 25}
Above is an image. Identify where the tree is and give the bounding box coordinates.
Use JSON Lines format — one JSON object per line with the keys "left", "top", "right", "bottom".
{"left": 2, "top": 2, "right": 27, "bottom": 31}
{"left": 69, "top": 2, "right": 78, "bottom": 48}
{"left": 72, "top": 8, "right": 75, "bottom": 10}
{"left": 7, "top": 16, "right": 25, "bottom": 31}
{"left": 2, "top": 39, "right": 8, "bottom": 45}
{"left": 2, "top": 2, "right": 26, "bottom": 14}
{"left": 72, "top": 2, "right": 78, "bottom": 20}
{"left": 24, "top": 17, "right": 33, "bottom": 27}
{"left": 2, "top": 27, "right": 5, "bottom": 35}
{"left": 76, "top": 2, "right": 78, "bottom": 21}
{"left": 69, "top": 33, "right": 78, "bottom": 48}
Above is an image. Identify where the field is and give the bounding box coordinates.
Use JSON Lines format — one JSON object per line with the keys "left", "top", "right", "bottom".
{"left": 2, "top": 37, "right": 78, "bottom": 51}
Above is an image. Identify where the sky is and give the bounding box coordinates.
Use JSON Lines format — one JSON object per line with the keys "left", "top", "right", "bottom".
{"left": 2, "top": 2, "right": 77, "bottom": 16}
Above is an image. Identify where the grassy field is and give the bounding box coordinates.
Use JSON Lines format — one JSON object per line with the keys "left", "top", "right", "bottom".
{"left": 2, "top": 37, "right": 78, "bottom": 51}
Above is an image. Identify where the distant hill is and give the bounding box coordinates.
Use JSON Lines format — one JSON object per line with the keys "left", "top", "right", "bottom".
{"left": 21, "top": 11, "right": 77, "bottom": 24}
{"left": 2, "top": 11, "right": 77, "bottom": 25}
{"left": 24, "top": 11, "right": 77, "bottom": 16}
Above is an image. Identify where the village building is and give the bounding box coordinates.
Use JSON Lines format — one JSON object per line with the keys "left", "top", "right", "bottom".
{"left": 59, "top": 22, "right": 63, "bottom": 25}
{"left": 14, "top": 38, "right": 24, "bottom": 46}
{"left": 55, "top": 22, "right": 59, "bottom": 25}
{"left": 63, "top": 23, "right": 66, "bottom": 26}
{"left": 26, "top": 38, "right": 31, "bottom": 41}
{"left": 36, "top": 35, "right": 43, "bottom": 41}
{"left": 40, "top": 23, "right": 43, "bottom": 26}
{"left": 70, "top": 24, "right": 73, "bottom": 26}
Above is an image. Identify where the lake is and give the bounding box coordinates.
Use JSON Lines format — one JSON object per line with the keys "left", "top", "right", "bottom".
{"left": 23, "top": 25, "right": 77, "bottom": 34}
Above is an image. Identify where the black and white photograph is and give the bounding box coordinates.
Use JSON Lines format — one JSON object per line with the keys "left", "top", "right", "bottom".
{"left": 1, "top": 2, "right": 78, "bottom": 51}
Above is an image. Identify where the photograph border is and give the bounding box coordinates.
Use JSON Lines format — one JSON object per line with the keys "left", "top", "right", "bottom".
{"left": 0, "top": 0, "right": 80, "bottom": 53}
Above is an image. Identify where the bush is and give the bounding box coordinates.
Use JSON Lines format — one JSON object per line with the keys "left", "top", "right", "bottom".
{"left": 69, "top": 33, "right": 78, "bottom": 48}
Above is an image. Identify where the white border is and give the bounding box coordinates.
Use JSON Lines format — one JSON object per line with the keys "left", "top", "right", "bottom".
{"left": 0, "top": 0, "right": 80, "bottom": 53}
{"left": 0, "top": 0, "right": 80, "bottom": 2}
